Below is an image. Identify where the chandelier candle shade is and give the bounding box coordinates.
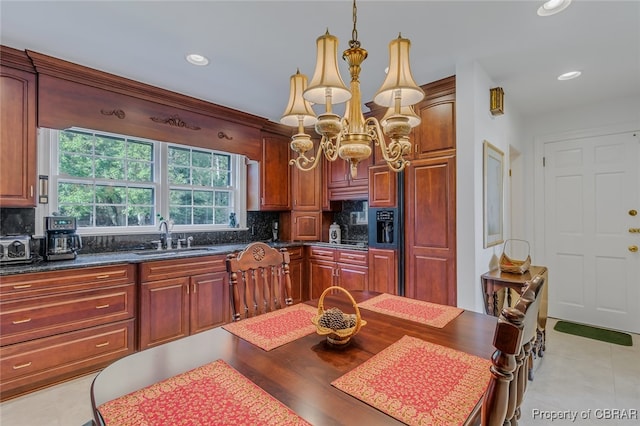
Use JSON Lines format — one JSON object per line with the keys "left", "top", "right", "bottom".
{"left": 281, "top": 0, "right": 425, "bottom": 177}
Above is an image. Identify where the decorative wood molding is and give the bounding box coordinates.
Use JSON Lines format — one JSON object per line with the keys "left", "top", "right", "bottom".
{"left": 217, "top": 131, "right": 233, "bottom": 140}
{"left": 101, "top": 109, "right": 126, "bottom": 119}
{"left": 150, "top": 114, "right": 201, "bottom": 130}
{"left": 0, "top": 45, "right": 36, "bottom": 73}
{"left": 26, "top": 49, "right": 268, "bottom": 129}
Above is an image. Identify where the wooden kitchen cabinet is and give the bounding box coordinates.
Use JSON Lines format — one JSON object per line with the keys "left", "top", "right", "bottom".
{"left": 308, "top": 245, "right": 368, "bottom": 299}
{"left": 247, "top": 133, "right": 291, "bottom": 211}
{"left": 138, "top": 255, "right": 229, "bottom": 350}
{"left": 286, "top": 246, "right": 307, "bottom": 303}
{"left": 405, "top": 155, "right": 457, "bottom": 305}
{"left": 368, "top": 248, "right": 398, "bottom": 294}
{"left": 411, "top": 76, "right": 455, "bottom": 159}
{"left": 290, "top": 211, "right": 323, "bottom": 241}
{"left": 0, "top": 264, "right": 136, "bottom": 401}
{"left": 368, "top": 165, "right": 397, "bottom": 207}
{"left": 325, "top": 155, "right": 371, "bottom": 201}
{"left": 0, "top": 47, "right": 37, "bottom": 207}
{"left": 291, "top": 151, "right": 322, "bottom": 211}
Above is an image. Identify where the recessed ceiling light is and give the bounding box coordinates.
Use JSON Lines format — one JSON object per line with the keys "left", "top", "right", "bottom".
{"left": 537, "top": 0, "right": 572, "bottom": 16}
{"left": 557, "top": 71, "right": 581, "bottom": 81}
{"left": 186, "top": 53, "right": 209, "bottom": 66}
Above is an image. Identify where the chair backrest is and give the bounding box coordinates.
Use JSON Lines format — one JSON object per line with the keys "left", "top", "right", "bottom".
{"left": 481, "top": 275, "right": 545, "bottom": 426}
{"left": 226, "top": 242, "right": 293, "bottom": 321}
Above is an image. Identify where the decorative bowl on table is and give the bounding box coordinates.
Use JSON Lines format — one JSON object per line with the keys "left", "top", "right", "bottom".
{"left": 311, "top": 286, "right": 366, "bottom": 346}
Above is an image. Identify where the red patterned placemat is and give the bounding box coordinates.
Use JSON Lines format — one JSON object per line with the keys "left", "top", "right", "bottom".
{"left": 222, "top": 304, "right": 318, "bottom": 351}
{"left": 332, "top": 335, "right": 491, "bottom": 426}
{"left": 98, "top": 359, "right": 311, "bottom": 426}
{"left": 358, "top": 293, "right": 463, "bottom": 328}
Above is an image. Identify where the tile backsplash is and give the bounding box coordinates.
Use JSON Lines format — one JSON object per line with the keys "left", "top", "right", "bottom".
{"left": 0, "top": 204, "right": 371, "bottom": 252}
{"left": 0, "top": 208, "right": 279, "bottom": 254}
{"left": 0, "top": 208, "right": 35, "bottom": 236}
{"left": 330, "top": 200, "right": 369, "bottom": 245}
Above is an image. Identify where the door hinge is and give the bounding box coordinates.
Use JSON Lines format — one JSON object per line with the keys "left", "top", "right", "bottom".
{"left": 543, "top": 157, "right": 546, "bottom": 167}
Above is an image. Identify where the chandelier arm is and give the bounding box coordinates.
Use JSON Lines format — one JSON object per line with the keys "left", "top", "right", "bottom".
{"left": 365, "top": 117, "right": 410, "bottom": 172}
{"left": 320, "top": 135, "right": 340, "bottom": 162}
{"left": 289, "top": 150, "right": 322, "bottom": 172}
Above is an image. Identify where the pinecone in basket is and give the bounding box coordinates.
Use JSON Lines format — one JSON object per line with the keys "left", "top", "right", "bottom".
{"left": 318, "top": 307, "right": 353, "bottom": 330}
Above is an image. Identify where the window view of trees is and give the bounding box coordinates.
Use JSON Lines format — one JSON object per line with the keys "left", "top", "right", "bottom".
{"left": 57, "top": 130, "right": 155, "bottom": 227}
{"left": 55, "top": 129, "right": 236, "bottom": 229}
{"left": 168, "top": 146, "right": 232, "bottom": 226}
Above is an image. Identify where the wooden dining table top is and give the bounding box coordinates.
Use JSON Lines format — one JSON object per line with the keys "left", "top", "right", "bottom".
{"left": 91, "top": 291, "right": 498, "bottom": 426}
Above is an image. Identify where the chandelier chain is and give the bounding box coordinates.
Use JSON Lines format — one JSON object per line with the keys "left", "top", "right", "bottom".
{"left": 350, "top": 0, "right": 360, "bottom": 48}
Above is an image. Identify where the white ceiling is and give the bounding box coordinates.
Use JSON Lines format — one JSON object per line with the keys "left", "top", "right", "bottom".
{"left": 2, "top": 1, "right": 639, "bottom": 124}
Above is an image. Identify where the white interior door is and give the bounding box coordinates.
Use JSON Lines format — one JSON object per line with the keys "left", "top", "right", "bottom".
{"left": 544, "top": 131, "right": 640, "bottom": 333}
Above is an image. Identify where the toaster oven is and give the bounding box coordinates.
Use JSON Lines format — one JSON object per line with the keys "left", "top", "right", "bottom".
{"left": 0, "top": 235, "right": 33, "bottom": 265}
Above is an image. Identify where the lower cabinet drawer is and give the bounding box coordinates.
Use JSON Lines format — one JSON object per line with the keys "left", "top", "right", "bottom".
{"left": 0, "top": 319, "right": 135, "bottom": 401}
{"left": 0, "top": 284, "right": 135, "bottom": 346}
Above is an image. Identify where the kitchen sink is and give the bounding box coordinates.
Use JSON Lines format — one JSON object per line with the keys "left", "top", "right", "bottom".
{"left": 133, "top": 248, "right": 211, "bottom": 257}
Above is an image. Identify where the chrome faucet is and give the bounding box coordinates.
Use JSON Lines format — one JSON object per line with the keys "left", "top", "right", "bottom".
{"left": 158, "top": 220, "right": 172, "bottom": 249}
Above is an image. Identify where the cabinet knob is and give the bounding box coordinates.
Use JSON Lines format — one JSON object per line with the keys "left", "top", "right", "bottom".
{"left": 629, "top": 245, "right": 638, "bottom": 253}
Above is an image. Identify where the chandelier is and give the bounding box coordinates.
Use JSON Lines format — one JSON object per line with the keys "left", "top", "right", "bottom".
{"left": 281, "top": 0, "right": 425, "bottom": 178}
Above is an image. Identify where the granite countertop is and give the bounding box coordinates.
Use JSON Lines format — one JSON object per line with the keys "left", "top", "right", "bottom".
{"left": 0, "top": 241, "right": 368, "bottom": 276}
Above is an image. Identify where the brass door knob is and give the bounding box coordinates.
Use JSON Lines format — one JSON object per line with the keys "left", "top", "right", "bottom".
{"left": 630, "top": 245, "right": 639, "bottom": 253}
{"left": 630, "top": 209, "right": 638, "bottom": 216}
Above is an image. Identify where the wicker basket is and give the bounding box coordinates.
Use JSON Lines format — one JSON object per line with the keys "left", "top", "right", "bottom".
{"left": 499, "top": 239, "right": 531, "bottom": 274}
{"left": 311, "top": 286, "right": 366, "bottom": 346}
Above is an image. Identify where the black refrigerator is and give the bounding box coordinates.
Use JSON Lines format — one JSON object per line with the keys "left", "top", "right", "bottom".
{"left": 368, "top": 171, "right": 405, "bottom": 296}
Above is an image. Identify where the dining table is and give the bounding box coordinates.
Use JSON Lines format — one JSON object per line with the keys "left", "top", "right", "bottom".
{"left": 90, "top": 291, "right": 498, "bottom": 426}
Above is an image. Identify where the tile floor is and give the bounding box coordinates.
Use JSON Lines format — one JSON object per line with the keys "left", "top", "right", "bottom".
{"left": 0, "top": 318, "right": 638, "bottom": 426}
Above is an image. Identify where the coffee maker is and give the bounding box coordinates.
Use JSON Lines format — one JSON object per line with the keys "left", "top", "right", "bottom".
{"left": 44, "top": 216, "right": 82, "bottom": 261}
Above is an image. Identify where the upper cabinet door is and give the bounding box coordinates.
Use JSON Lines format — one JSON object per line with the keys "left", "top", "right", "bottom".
{"left": 0, "top": 66, "right": 37, "bottom": 207}
{"left": 248, "top": 134, "right": 292, "bottom": 211}
{"left": 260, "top": 136, "right": 291, "bottom": 210}
{"left": 292, "top": 149, "right": 321, "bottom": 211}
{"left": 368, "top": 165, "right": 397, "bottom": 208}
{"left": 413, "top": 94, "right": 456, "bottom": 158}
{"left": 411, "top": 76, "right": 456, "bottom": 159}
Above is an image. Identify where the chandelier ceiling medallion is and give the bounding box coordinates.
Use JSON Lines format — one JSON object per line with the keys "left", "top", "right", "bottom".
{"left": 281, "top": 0, "right": 425, "bottom": 178}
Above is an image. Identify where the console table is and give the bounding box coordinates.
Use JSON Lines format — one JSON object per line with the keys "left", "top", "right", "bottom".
{"left": 481, "top": 266, "right": 548, "bottom": 361}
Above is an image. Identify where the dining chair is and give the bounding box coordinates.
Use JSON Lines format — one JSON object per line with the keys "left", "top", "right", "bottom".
{"left": 481, "top": 275, "right": 545, "bottom": 426}
{"left": 226, "top": 242, "right": 293, "bottom": 321}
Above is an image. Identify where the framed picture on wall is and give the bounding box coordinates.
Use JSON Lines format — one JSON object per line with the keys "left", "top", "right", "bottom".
{"left": 483, "top": 140, "right": 504, "bottom": 248}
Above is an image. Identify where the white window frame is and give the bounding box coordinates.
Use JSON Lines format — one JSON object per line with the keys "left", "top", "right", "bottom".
{"left": 35, "top": 128, "right": 247, "bottom": 236}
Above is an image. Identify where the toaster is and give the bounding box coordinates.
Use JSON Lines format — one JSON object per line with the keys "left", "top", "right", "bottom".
{"left": 0, "top": 235, "right": 33, "bottom": 265}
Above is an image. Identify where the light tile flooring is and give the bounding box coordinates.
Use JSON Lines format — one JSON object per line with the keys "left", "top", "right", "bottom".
{"left": 1, "top": 318, "right": 638, "bottom": 426}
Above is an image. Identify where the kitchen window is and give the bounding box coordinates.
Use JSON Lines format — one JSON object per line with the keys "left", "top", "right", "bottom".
{"left": 37, "top": 128, "right": 246, "bottom": 235}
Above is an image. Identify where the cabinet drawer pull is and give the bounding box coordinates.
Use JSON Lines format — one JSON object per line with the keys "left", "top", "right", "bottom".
{"left": 95, "top": 274, "right": 111, "bottom": 279}
{"left": 95, "top": 342, "right": 110, "bottom": 348}
{"left": 95, "top": 304, "right": 110, "bottom": 309}
{"left": 12, "top": 318, "right": 32, "bottom": 324}
{"left": 13, "top": 284, "right": 32, "bottom": 289}
{"left": 13, "top": 362, "right": 32, "bottom": 370}
{"left": 192, "top": 283, "right": 197, "bottom": 294}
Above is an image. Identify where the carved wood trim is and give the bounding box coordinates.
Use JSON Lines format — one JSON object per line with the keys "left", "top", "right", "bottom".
{"left": 101, "top": 109, "right": 126, "bottom": 119}
{"left": 26, "top": 49, "right": 267, "bottom": 129}
{"left": 218, "top": 131, "right": 233, "bottom": 140}
{"left": 150, "top": 114, "right": 200, "bottom": 130}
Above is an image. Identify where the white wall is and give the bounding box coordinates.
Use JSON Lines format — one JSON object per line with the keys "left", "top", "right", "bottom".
{"left": 455, "top": 61, "right": 525, "bottom": 313}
